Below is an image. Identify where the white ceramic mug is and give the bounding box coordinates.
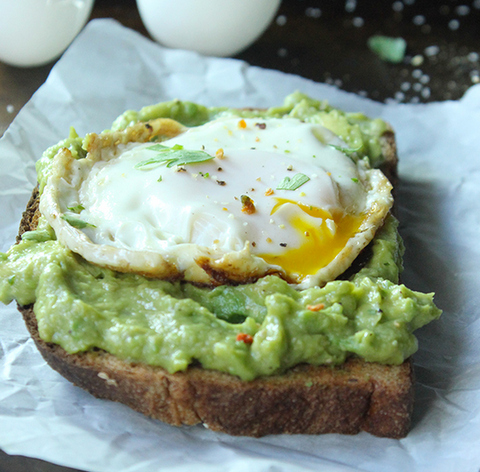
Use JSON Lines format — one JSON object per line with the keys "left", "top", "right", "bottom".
{"left": 136, "top": 0, "right": 281, "bottom": 57}
{"left": 0, "top": 0, "right": 94, "bottom": 67}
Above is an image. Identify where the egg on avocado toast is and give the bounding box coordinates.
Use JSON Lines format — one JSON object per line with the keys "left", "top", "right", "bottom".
{"left": 0, "top": 92, "right": 441, "bottom": 437}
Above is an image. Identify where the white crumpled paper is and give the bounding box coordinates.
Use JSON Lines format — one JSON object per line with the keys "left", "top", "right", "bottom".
{"left": 1, "top": 19, "right": 480, "bottom": 472}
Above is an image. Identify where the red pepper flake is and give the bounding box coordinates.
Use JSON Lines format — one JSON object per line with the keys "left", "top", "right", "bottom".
{"left": 307, "top": 303, "right": 325, "bottom": 312}
{"left": 241, "top": 195, "right": 256, "bottom": 214}
{"left": 255, "top": 122, "right": 266, "bottom": 129}
{"left": 216, "top": 148, "right": 225, "bottom": 159}
{"left": 252, "top": 241, "right": 256, "bottom": 247}
{"left": 236, "top": 333, "right": 253, "bottom": 344}
{"left": 264, "top": 188, "right": 274, "bottom": 196}
{"left": 238, "top": 119, "right": 247, "bottom": 129}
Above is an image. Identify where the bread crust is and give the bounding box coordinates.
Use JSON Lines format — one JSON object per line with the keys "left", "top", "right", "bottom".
{"left": 19, "top": 300, "right": 413, "bottom": 437}
{"left": 15, "top": 129, "right": 414, "bottom": 438}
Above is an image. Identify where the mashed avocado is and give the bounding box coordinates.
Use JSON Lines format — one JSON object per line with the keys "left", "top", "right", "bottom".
{"left": 0, "top": 93, "right": 441, "bottom": 381}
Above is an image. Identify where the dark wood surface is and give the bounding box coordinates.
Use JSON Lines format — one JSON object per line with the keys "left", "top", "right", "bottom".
{"left": 1, "top": 0, "right": 479, "bottom": 470}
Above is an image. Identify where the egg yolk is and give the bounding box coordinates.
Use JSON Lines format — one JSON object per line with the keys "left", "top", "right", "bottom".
{"left": 259, "top": 198, "right": 364, "bottom": 279}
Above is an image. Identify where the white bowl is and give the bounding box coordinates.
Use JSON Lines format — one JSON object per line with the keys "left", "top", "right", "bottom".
{"left": 136, "top": 0, "right": 281, "bottom": 57}
{"left": 0, "top": 0, "right": 94, "bottom": 68}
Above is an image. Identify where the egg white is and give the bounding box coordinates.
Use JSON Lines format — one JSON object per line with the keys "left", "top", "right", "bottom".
{"left": 40, "top": 116, "right": 393, "bottom": 288}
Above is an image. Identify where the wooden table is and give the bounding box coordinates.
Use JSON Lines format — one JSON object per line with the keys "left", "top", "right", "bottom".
{"left": 1, "top": 0, "right": 478, "bottom": 470}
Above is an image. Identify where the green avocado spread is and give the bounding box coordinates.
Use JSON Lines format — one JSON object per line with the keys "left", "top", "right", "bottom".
{"left": 0, "top": 92, "right": 441, "bottom": 381}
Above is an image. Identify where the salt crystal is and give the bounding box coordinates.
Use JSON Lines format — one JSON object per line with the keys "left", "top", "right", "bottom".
{"left": 468, "top": 52, "right": 479, "bottom": 62}
{"left": 421, "top": 87, "right": 431, "bottom": 99}
{"left": 352, "top": 17, "right": 364, "bottom": 27}
{"left": 305, "top": 7, "right": 321, "bottom": 18}
{"left": 413, "top": 15, "right": 426, "bottom": 25}
{"left": 455, "top": 5, "right": 470, "bottom": 15}
{"left": 420, "top": 74, "right": 430, "bottom": 84}
{"left": 392, "top": 1, "right": 404, "bottom": 12}
{"left": 448, "top": 19, "right": 460, "bottom": 30}
{"left": 412, "top": 69, "right": 422, "bottom": 79}
{"left": 424, "top": 45, "right": 440, "bottom": 56}
{"left": 411, "top": 55, "right": 424, "bottom": 66}
{"left": 345, "top": 0, "right": 357, "bottom": 13}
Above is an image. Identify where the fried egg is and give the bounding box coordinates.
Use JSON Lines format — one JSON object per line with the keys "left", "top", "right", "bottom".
{"left": 40, "top": 116, "right": 393, "bottom": 289}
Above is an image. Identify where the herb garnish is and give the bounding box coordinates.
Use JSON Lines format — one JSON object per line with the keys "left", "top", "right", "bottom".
{"left": 328, "top": 144, "right": 362, "bottom": 155}
{"left": 135, "top": 144, "right": 214, "bottom": 169}
{"left": 276, "top": 173, "right": 310, "bottom": 191}
{"left": 67, "top": 204, "right": 85, "bottom": 213}
{"left": 61, "top": 215, "right": 96, "bottom": 229}
{"left": 367, "top": 35, "right": 406, "bottom": 64}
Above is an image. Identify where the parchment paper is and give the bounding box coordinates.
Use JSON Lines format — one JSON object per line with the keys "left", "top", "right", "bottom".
{"left": 1, "top": 19, "right": 480, "bottom": 472}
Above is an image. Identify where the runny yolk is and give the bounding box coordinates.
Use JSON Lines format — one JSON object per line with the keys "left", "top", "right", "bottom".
{"left": 259, "top": 198, "right": 364, "bottom": 278}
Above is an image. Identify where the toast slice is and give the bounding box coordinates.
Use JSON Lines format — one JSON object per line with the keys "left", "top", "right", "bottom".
{"left": 13, "top": 124, "right": 415, "bottom": 438}
{"left": 20, "top": 302, "right": 414, "bottom": 437}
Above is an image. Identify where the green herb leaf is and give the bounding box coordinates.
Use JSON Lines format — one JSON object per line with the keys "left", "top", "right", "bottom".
{"left": 328, "top": 144, "right": 362, "bottom": 155}
{"left": 157, "top": 175, "right": 163, "bottom": 182}
{"left": 135, "top": 144, "right": 214, "bottom": 169}
{"left": 147, "top": 143, "right": 184, "bottom": 152}
{"left": 351, "top": 177, "right": 359, "bottom": 183}
{"left": 8, "top": 275, "right": 15, "bottom": 285}
{"left": 21, "top": 229, "right": 54, "bottom": 242}
{"left": 367, "top": 35, "right": 407, "bottom": 64}
{"left": 67, "top": 204, "right": 85, "bottom": 213}
{"left": 61, "top": 215, "right": 96, "bottom": 229}
{"left": 276, "top": 173, "right": 310, "bottom": 191}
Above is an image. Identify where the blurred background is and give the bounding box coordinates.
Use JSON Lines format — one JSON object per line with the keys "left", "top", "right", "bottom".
{"left": 0, "top": 0, "right": 479, "bottom": 470}
{"left": 1, "top": 0, "right": 480, "bottom": 138}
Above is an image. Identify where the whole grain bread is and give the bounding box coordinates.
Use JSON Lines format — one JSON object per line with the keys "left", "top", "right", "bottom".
{"left": 15, "top": 128, "right": 414, "bottom": 439}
